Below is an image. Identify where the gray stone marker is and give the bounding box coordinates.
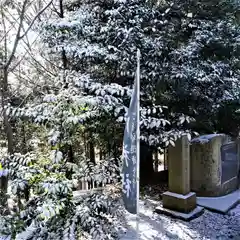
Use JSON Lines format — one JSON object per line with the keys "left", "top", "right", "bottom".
{"left": 190, "top": 134, "right": 224, "bottom": 196}
{"left": 191, "top": 134, "right": 239, "bottom": 197}
{"left": 156, "top": 135, "right": 204, "bottom": 220}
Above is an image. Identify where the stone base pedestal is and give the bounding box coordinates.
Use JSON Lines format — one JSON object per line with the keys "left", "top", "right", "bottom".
{"left": 157, "top": 136, "right": 204, "bottom": 221}
{"left": 155, "top": 205, "right": 204, "bottom": 221}
{"left": 162, "top": 191, "right": 197, "bottom": 213}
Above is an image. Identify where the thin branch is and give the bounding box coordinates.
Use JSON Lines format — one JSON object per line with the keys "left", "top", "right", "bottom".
{"left": 3, "top": 1, "right": 53, "bottom": 73}
{"left": 0, "top": 22, "right": 14, "bottom": 45}
{"left": 50, "top": 3, "right": 61, "bottom": 16}
{"left": 26, "top": 52, "right": 58, "bottom": 77}
{"left": 21, "top": 24, "right": 31, "bottom": 48}
{"left": 0, "top": 0, "right": 35, "bottom": 44}
{"left": 4, "top": 7, "right": 33, "bottom": 50}
{"left": 2, "top": 1, "right": 61, "bottom": 76}
{"left": 1, "top": 6, "right": 7, "bottom": 63}
{"left": 9, "top": 32, "right": 57, "bottom": 77}
{"left": 8, "top": 92, "right": 33, "bottom": 122}
{"left": 2, "top": 7, "right": 39, "bottom": 72}
{"left": 38, "top": 53, "right": 65, "bottom": 71}
{"left": 11, "top": 71, "right": 47, "bottom": 90}
{"left": 4, "top": 0, "right": 28, "bottom": 70}
{"left": 19, "top": 0, "right": 53, "bottom": 40}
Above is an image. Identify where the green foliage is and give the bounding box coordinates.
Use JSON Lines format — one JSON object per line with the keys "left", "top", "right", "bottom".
{"left": 40, "top": 0, "right": 240, "bottom": 149}
{"left": 1, "top": 88, "right": 122, "bottom": 238}
{"left": 0, "top": 149, "right": 122, "bottom": 239}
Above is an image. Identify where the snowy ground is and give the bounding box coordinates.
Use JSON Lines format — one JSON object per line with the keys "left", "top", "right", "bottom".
{"left": 119, "top": 199, "right": 240, "bottom": 240}
{"left": 0, "top": 199, "right": 239, "bottom": 240}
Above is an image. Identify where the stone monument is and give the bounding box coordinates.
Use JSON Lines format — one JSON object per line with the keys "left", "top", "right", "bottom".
{"left": 191, "top": 134, "right": 239, "bottom": 197}
{"left": 156, "top": 135, "right": 204, "bottom": 220}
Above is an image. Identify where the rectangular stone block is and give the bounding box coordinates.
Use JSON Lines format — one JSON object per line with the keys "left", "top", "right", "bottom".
{"left": 162, "top": 191, "right": 196, "bottom": 213}
{"left": 168, "top": 136, "right": 190, "bottom": 195}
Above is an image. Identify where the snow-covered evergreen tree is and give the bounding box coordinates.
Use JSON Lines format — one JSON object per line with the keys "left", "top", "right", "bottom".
{"left": 1, "top": 71, "right": 124, "bottom": 239}
{"left": 158, "top": 0, "right": 240, "bottom": 135}
{"left": 35, "top": 0, "right": 240, "bottom": 181}
{"left": 41, "top": 0, "right": 195, "bottom": 151}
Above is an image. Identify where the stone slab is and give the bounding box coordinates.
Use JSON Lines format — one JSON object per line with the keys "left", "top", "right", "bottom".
{"left": 155, "top": 205, "right": 204, "bottom": 221}
{"left": 197, "top": 189, "right": 240, "bottom": 214}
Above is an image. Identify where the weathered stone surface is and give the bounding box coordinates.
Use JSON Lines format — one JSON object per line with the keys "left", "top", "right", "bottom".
{"left": 162, "top": 191, "right": 197, "bottom": 213}
{"left": 190, "top": 134, "right": 240, "bottom": 197}
{"left": 190, "top": 134, "right": 227, "bottom": 196}
{"left": 168, "top": 136, "right": 190, "bottom": 195}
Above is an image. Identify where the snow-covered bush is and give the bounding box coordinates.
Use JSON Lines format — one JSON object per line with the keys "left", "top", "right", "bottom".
{"left": 0, "top": 72, "right": 124, "bottom": 239}
{"left": 0, "top": 149, "right": 122, "bottom": 239}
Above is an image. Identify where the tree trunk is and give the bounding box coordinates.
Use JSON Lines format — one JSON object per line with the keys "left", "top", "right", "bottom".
{"left": 67, "top": 144, "right": 74, "bottom": 163}
{"left": 0, "top": 176, "right": 8, "bottom": 194}
{"left": 3, "top": 113, "right": 13, "bottom": 154}
{"left": 21, "top": 122, "right": 27, "bottom": 153}
{"left": 2, "top": 70, "right": 13, "bottom": 154}
{"left": 59, "top": 0, "right": 64, "bottom": 18}
{"left": 140, "top": 142, "right": 154, "bottom": 185}
{"left": 0, "top": 8, "right": 13, "bottom": 197}
{"left": 154, "top": 149, "right": 158, "bottom": 172}
{"left": 112, "top": 129, "right": 119, "bottom": 166}
{"left": 85, "top": 131, "right": 95, "bottom": 164}
{"left": 89, "top": 138, "right": 95, "bottom": 164}
{"left": 61, "top": 143, "right": 74, "bottom": 179}
{"left": 107, "top": 140, "right": 111, "bottom": 157}
{"left": 58, "top": 0, "right": 68, "bottom": 71}
{"left": 0, "top": 69, "right": 13, "bottom": 196}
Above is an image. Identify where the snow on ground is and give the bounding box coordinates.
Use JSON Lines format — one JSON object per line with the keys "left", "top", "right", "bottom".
{"left": 119, "top": 200, "right": 240, "bottom": 240}
{"left": 0, "top": 199, "right": 239, "bottom": 240}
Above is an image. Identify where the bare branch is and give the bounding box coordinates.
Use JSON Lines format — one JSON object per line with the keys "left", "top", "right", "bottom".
{"left": 8, "top": 91, "right": 33, "bottom": 122}
{"left": 1, "top": 6, "right": 7, "bottom": 63}
{"left": 4, "top": 0, "right": 28, "bottom": 70}
{"left": 0, "top": 0, "right": 35, "bottom": 44}
{"left": 3, "top": 7, "right": 32, "bottom": 50}
{"left": 11, "top": 71, "right": 49, "bottom": 97}
{"left": 14, "top": 47, "right": 57, "bottom": 77}
{"left": 50, "top": 4, "right": 61, "bottom": 16}
{"left": 3, "top": 8, "right": 44, "bottom": 72}
{"left": 26, "top": 53, "right": 58, "bottom": 77}
{"left": 19, "top": 0, "right": 53, "bottom": 40}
